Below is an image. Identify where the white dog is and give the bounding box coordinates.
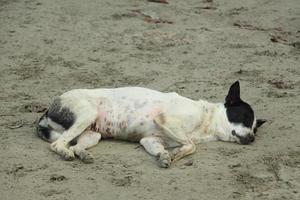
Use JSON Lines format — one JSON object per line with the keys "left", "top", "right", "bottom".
{"left": 37, "top": 81, "right": 266, "bottom": 167}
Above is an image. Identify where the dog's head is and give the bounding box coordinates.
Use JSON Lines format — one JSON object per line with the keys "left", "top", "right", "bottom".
{"left": 224, "top": 81, "right": 266, "bottom": 145}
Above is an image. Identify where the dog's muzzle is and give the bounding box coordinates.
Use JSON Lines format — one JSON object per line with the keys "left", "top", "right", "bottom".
{"left": 232, "top": 130, "right": 255, "bottom": 145}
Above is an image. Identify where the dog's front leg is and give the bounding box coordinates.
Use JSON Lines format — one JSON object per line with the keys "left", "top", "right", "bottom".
{"left": 170, "top": 142, "right": 196, "bottom": 162}
{"left": 154, "top": 113, "right": 196, "bottom": 163}
{"left": 50, "top": 108, "right": 97, "bottom": 161}
{"left": 140, "top": 136, "right": 171, "bottom": 168}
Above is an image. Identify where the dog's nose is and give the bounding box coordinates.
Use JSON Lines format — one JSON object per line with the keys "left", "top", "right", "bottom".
{"left": 248, "top": 135, "right": 255, "bottom": 143}
{"left": 249, "top": 135, "right": 255, "bottom": 142}
{"left": 240, "top": 134, "right": 255, "bottom": 145}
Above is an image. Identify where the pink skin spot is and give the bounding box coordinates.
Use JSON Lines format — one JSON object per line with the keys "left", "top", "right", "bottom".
{"left": 93, "top": 101, "right": 116, "bottom": 138}
{"left": 134, "top": 106, "right": 162, "bottom": 122}
{"left": 147, "top": 106, "right": 162, "bottom": 118}
{"left": 101, "top": 121, "right": 115, "bottom": 139}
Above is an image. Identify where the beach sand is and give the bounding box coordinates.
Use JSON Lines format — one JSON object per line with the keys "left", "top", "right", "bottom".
{"left": 0, "top": 0, "right": 299, "bottom": 199}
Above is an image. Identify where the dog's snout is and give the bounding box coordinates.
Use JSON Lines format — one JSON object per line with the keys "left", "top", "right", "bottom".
{"left": 248, "top": 135, "right": 255, "bottom": 143}
{"left": 239, "top": 134, "right": 255, "bottom": 145}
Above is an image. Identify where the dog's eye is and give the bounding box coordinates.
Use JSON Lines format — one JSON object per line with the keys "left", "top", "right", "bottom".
{"left": 231, "top": 130, "right": 237, "bottom": 136}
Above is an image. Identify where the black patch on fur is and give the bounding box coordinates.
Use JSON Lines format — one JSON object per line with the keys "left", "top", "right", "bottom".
{"left": 225, "top": 81, "right": 255, "bottom": 128}
{"left": 254, "top": 119, "right": 266, "bottom": 134}
{"left": 256, "top": 119, "right": 267, "bottom": 128}
{"left": 37, "top": 125, "right": 51, "bottom": 141}
{"left": 46, "top": 98, "right": 75, "bottom": 129}
{"left": 36, "top": 112, "right": 51, "bottom": 141}
{"left": 226, "top": 101, "right": 254, "bottom": 128}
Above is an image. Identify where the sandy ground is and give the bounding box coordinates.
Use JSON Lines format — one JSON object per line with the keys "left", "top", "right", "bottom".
{"left": 0, "top": 0, "right": 300, "bottom": 199}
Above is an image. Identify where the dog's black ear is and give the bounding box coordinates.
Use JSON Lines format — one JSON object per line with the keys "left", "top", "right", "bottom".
{"left": 256, "top": 119, "right": 267, "bottom": 128}
{"left": 225, "top": 81, "right": 241, "bottom": 106}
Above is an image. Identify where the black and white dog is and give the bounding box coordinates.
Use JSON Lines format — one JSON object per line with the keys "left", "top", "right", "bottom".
{"left": 37, "top": 81, "right": 266, "bottom": 167}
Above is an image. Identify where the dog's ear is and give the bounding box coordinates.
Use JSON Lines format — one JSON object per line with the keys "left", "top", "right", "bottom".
{"left": 256, "top": 119, "right": 267, "bottom": 128}
{"left": 225, "top": 81, "right": 241, "bottom": 106}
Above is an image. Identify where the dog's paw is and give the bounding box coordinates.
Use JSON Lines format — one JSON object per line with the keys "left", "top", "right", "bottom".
{"left": 69, "top": 146, "right": 94, "bottom": 164}
{"left": 158, "top": 151, "right": 171, "bottom": 168}
{"left": 50, "top": 141, "right": 75, "bottom": 161}
{"left": 170, "top": 148, "right": 180, "bottom": 160}
{"left": 62, "top": 150, "right": 75, "bottom": 161}
{"left": 78, "top": 150, "right": 95, "bottom": 164}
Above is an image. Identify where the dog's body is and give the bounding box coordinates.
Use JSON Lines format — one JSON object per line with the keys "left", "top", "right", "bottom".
{"left": 37, "top": 82, "right": 265, "bottom": 167}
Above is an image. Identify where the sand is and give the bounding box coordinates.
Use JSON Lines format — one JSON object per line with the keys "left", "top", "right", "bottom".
{"left": 0, "top": 0, "right": 300, "bottom": 199}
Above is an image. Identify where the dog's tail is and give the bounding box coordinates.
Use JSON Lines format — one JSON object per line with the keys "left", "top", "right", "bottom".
{"left": 36, "top": 111, "right": 62, "bottom": 142}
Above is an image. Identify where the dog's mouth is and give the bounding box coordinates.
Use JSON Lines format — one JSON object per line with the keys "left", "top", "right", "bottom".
{"left": 232, "top": 130, "right": 255, "bottom": 145}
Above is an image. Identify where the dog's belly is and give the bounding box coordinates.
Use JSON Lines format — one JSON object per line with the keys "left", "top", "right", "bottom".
{"left": 90, "top": 104, "right": 162, "bottom": 141}
{"left": 91, "top": 108, "right": 159, "bottom": 142}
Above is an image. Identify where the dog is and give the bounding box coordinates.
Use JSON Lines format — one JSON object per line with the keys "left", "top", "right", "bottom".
{"left": 37, "top": 81, "right": 266, "bottom": 168}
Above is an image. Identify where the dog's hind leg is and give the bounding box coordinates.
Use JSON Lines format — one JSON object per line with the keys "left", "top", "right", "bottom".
{"left": 69, "top": 131, "right": 101, "bottom": 163}
{"left": 140, "top": 136, "right": 171, "bottom": 168}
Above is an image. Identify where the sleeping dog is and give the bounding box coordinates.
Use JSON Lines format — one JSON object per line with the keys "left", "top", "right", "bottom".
{"left": 37, "top": 81, "right": 266, "bottom": 167}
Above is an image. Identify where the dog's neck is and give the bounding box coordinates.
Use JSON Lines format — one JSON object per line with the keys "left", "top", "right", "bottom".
{"left": 193, "top": 100, "right": 233, "bottom": 143}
